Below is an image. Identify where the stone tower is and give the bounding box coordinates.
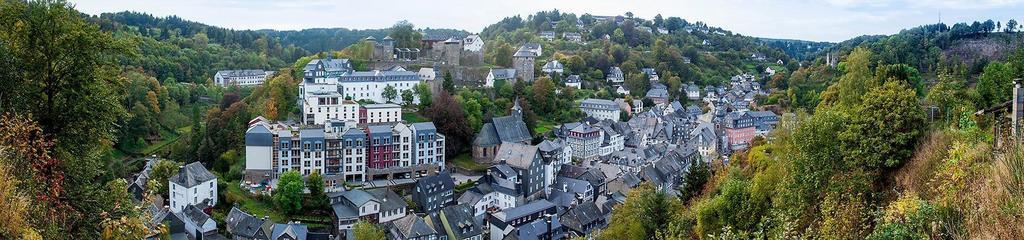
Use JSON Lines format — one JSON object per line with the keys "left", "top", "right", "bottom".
{"left": 368, "top": 36, "right": 394, "bottom": 61}
{"left": 513, "top": 49, "right": 536, "bottom": 83}
{"left": 443, "top": 37, "right": 461, "bottom": 66}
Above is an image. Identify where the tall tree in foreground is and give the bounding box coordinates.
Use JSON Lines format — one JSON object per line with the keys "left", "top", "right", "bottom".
{"left": 0, "top": 1, "right": 139, "bottom": 238}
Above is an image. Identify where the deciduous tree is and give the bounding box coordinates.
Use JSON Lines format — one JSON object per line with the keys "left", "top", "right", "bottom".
{"left": 274, "top": 171, "right": 304, "bottom": 215}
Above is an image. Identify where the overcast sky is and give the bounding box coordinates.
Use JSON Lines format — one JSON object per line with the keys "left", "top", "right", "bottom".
{"left": 71, "top": 0, "right": 1024, "bottom": 42}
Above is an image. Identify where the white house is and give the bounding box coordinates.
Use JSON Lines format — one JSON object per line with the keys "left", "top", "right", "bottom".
{"left": 169, "top": 162, "right": 218, "bottom": 213}
{"left": 214, "top": 70, "right": 273, "bottom": 87}
{"left": 607, "top": 67, "right": 624, "bottom": 83}
{"left": 418, "top": 67, "right": 440, "bottom": 81}
{"left": 485, "top": 68, "right": 516, "bottom": 88}
{"left": 541, "top": 60, "right": 564, "bottom": 75}
{"left": 565, "top": 75, "right": 582, "bottom": 89}
{"left": 765, "top": 67, "right": 777, "bottom": 76}
{"left": 464, "top": 35, "right": 484, "bottom": 52}
{"left": 615, "top": 85, "right": 631, "bottom": 96}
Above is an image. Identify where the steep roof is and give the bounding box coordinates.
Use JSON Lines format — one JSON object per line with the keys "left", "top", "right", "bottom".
{"left": 560, "top": 201, "right": 603, "bottom": 233}
{"left": 492, "top": 116, "right": 531, "bottom": 143}
{"left": 169, "top": 162, "right": 217, "bottom": 188}
{"left": 472, "top": 123, "right": 501, "bottom": 146}
{"left": 416, "top": 172, "right": 455, "bottom": 192}
{"left": 182, "top": 205, "right": 211, "bottom": 226}
{"left": 489, "top": 68, "right": 517, "bottom": 80}
{"left": 227, "top": 207, "right": 266, "bottom": 238}
{"left": 367, "top": 188, "right": 408, "bottom": 212}
{"left": 271, "top": 222, "right": 308, "bottom": 240}
{"left": 390, "top": 215, "right": 437, "bottom": 238}
{"left": 440, "top": 204, "right": 483, "bottom": 239}
{"left": 495, "top": 143, "right": 539, "bottom": 170}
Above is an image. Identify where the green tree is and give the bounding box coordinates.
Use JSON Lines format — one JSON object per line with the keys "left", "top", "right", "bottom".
{"left": 382, "top": 85, "right": 398, "bottom": 103}
{"left": 0, "top": 1, "right": 133, "bottom": 237}
{"left": 307, "top": 171, "right": 327, "bottom": 209}
{"left": 146, "top": 160, "right": 182, "bottom": 199}
{"left": 443, "top": 71, "right": 455, "bottom": 93}
{"left": 819, "top": 47, "right": 873, "bottom": 109}
{"left": 976, "top": 61, "right": 1014, "bottom": 107}
{"left": 600, "top": 183, "right": 682, "bottom": 240}
{"left": 400, "top": 89, "right": 415, "bottom": 108}
{"left": 352, "top": 220, "right": 386, "bottom": 240}
{"left": 274, "top": 171, "right": 304, "bottom": 215}
{"left": 842, "top": 81, "right": 925, "bottom": 169}
{"left": 531, "top": 77, "right": 556, "bottom": 115}
{"left": 388, "top": 20, "right": 422, "bottom": 48}
{"left": 414, "top": 83, "right": 433, "bottom": 109}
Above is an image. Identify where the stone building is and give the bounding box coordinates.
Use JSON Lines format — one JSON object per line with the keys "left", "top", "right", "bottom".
{"left": 443, "top": 37, "right": 461, "bottom": 66}
{"left": 367, "top": 36, "right": 395, "bottom": 61}
{"left": 472, "top": 100, "right": 532, "bottom": 163}
{"left": 513, "top": 45, "right": 537, "bottom": 83}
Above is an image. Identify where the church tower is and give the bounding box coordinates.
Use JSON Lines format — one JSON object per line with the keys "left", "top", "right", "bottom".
{"left": 512, "top": 97, "right": 523, "bottom": 120}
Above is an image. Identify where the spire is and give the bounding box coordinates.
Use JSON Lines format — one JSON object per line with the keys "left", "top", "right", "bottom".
{"left": 512, "top": 97, "right": 523, "bottom": 120}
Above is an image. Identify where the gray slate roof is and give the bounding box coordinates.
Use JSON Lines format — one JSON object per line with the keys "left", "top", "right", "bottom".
{"left": 491, "top": 116, "right": 531, "bottom": 143}
{"left": 440, "top": 204, "right": 483, "bottom": 239}
{"left": 472, "top": 123, "right": 501, "bottom": 146}
{"left": 391, "top": 215, "right": 437, "bottom": 238}
{"left": 271, "top": 222, "right": 308, "bottom": 240}
{"left": 169, "top": 162, "right": 217, "bottom": 188}
{"left": 367, "top": 188, "right": 408, "bottom": 212}
{"left": 182, "top": 205, "right": 211, "bottom": 227}
{"left": 500, "top": 199, "right": 554, "bottom": 221}
{"left": 489, "top": 69, "right": 517, "bottom": 80}
{"left": 560, "top": 201, "right": 603, "bottom": 233}
{"left": 226, "top": 207, "right": 266, "bottom": 238}
{"left": 495, "top": 143, "right": 539, "bottom": 170}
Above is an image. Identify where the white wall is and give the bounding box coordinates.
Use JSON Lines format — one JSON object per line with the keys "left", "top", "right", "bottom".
{"left": 245, "top": 146, "right": 272, "bottom": 171}
{"left": 169, "top": 179, "right": 218, "bottom": 213}
{"left": 339, "top": 80, "right": 419, "bottom": 104}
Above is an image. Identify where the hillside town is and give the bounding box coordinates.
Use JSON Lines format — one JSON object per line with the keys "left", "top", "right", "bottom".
{"left": 130, "top": 18, "right": 790, "bottom": 238}
{"left": 9, "top": 1, "right": 1022, "bottom": 239}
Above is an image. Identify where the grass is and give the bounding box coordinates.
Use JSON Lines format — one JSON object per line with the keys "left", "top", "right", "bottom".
{"left": 534, "top": 120, "right": 556, "bottom": 135}
{"left": 402, "top": 112, "right": 429, "bottom": 123}
{"left": 453, "top": 153, "right": 487, "bottom": 172}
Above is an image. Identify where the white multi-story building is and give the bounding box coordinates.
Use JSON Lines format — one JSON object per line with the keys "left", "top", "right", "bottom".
{"left": 302, "top": 92, "right": 360, "bottom": 125}
{"left": 566, "top": 123, "right": 603, "bottom": 162}
{"left": 244, "top": 123, "right": 274, "bottom": 183}
{"left": 394, "top": 123, "right": 414, "bottom": 168}
{"left": 580, "top": 98, "right": 621, "bottom": 121}
{"left": 214, "top": 70, "right": 273, "bottom": 87}
{"left": 169, "top": 162, "right": 218, "bottom": 213}
{"left": 301, "top": 58, "right": 421, "bottom": 104}
{"left": 246, "top": 117, "right": 445, "bottom": 185}
{"left": 362, "top": 104, "right": 402, "bottom": 124}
